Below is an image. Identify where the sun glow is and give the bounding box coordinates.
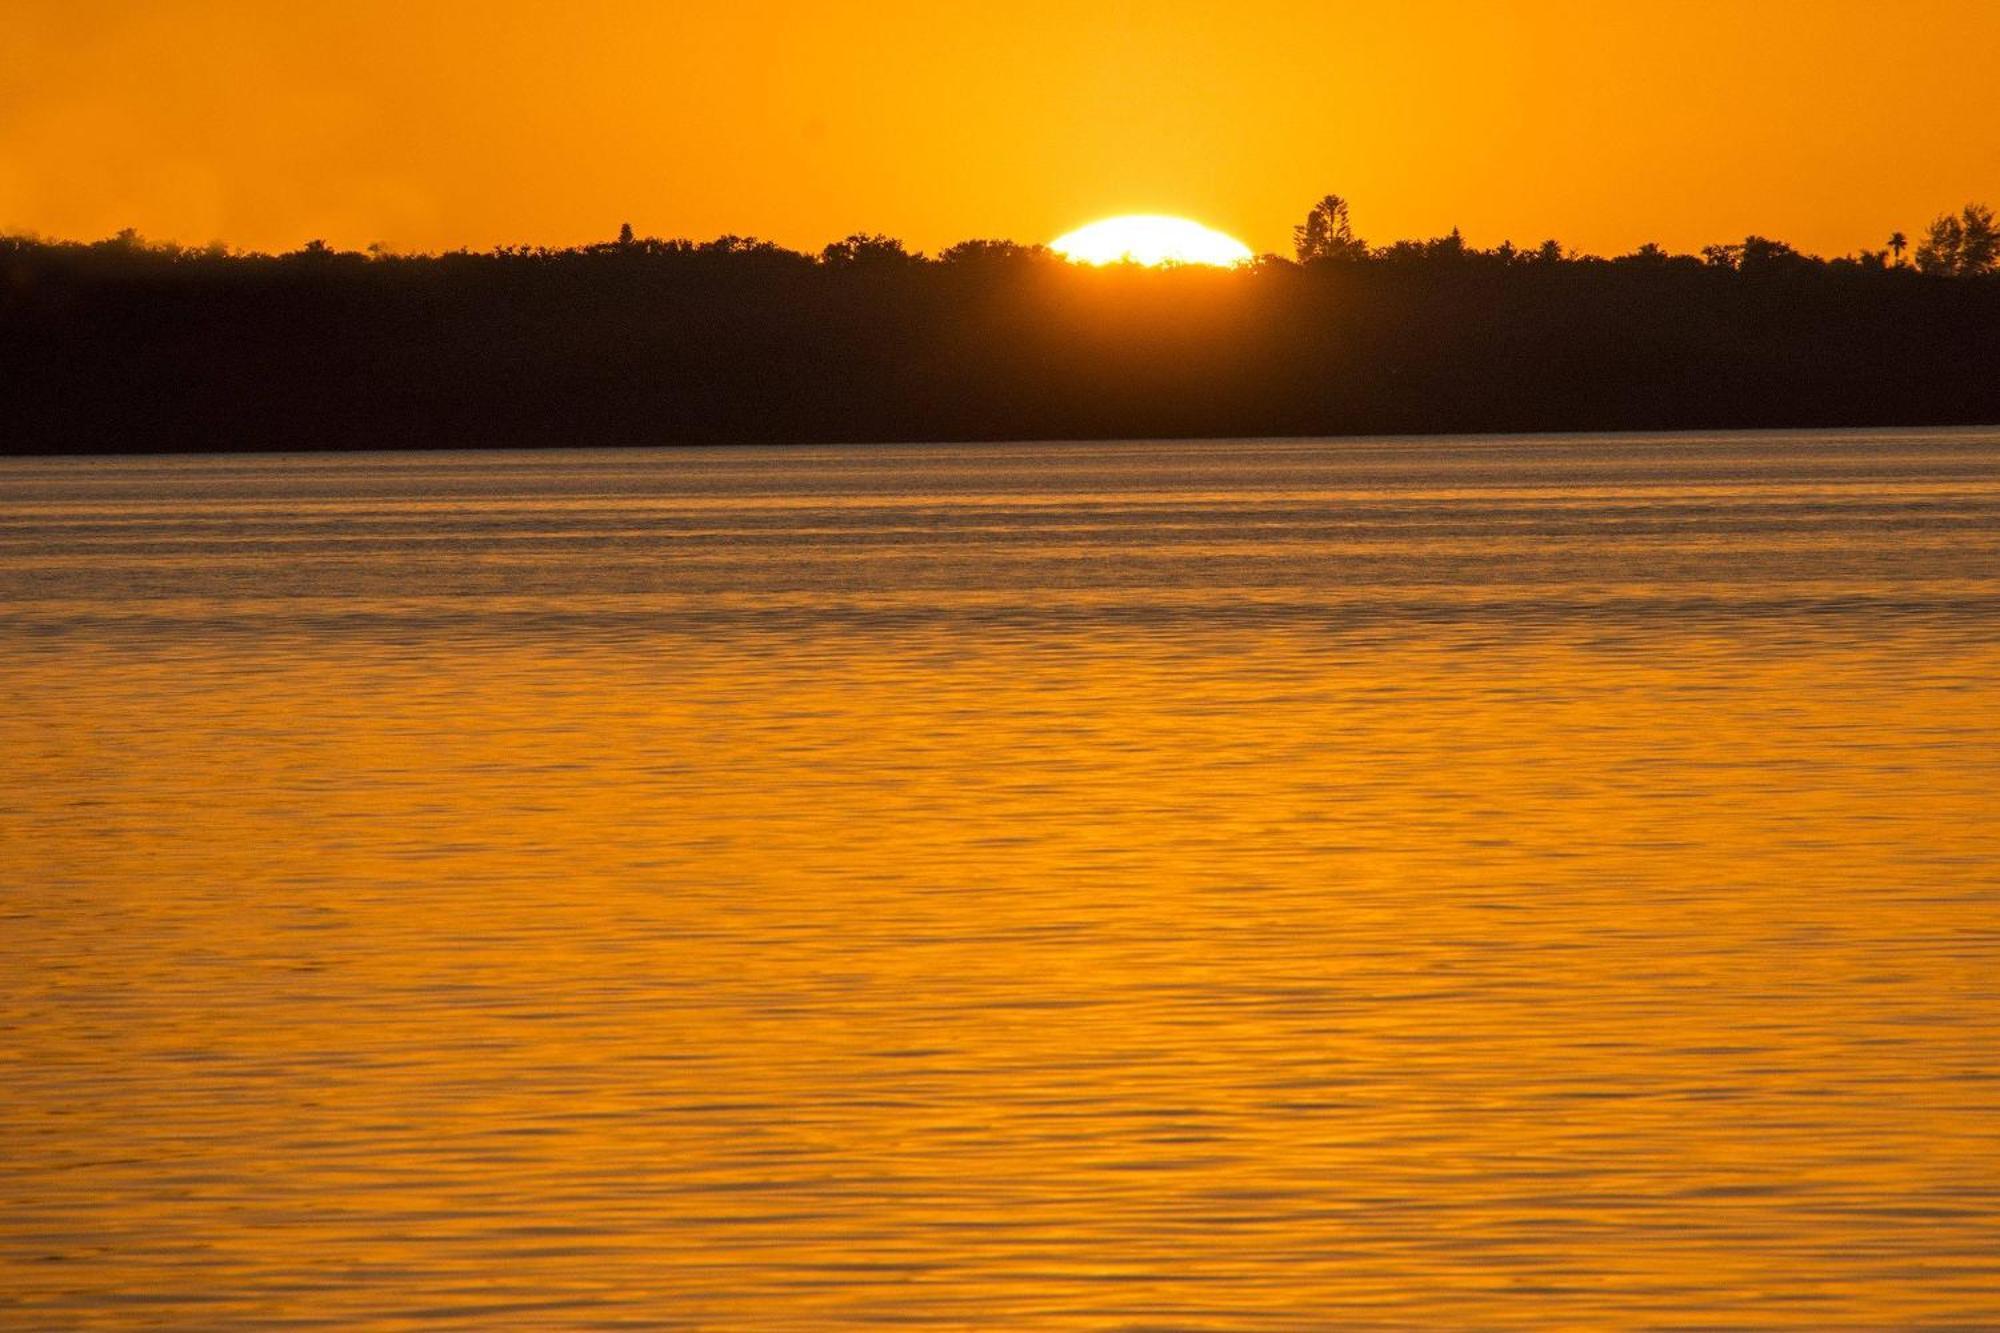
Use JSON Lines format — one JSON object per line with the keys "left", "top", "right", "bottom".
{"left": 1051, "top": 215, "right": 1255, "bottom": 268}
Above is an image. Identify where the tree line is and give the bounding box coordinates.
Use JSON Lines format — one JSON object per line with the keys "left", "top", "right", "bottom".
{"left": 3, "top": 196, "right": 1996, "bottom": 454}
{"left": 15, "top": 193, "right": 1997, "bottom": 275}
{"left": 1288, "top": 194, "right": 1999, "bottom": 277}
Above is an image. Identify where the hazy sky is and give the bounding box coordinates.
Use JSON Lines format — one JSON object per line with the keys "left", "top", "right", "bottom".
{"left": 5, "top": 1, "right": 1995, "bottom": 257}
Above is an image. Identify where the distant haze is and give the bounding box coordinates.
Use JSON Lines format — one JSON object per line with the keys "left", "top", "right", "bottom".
{"left": 4, "top": 0, "right": 1996, "bottom": 257}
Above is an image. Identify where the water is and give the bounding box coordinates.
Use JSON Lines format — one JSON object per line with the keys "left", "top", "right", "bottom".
{"left": 3, "top": 430, "right": 1998, "bottom": 1328}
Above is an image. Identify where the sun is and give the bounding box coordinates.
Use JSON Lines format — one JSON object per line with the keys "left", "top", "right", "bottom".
{"left": 1052, "top": 215, "right": 1255, "bottom": 268}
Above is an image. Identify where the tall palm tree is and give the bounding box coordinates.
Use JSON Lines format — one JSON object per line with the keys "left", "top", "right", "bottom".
{"left": 1889, "top": 231, "right": 1908, "bottom": 266}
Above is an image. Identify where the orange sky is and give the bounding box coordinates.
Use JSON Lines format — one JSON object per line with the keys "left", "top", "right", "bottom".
{"left": 4, "top": 1, "right": 1995, "bottom": 258}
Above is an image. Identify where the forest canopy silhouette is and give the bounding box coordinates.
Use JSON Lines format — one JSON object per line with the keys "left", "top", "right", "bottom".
{"left": 4, "top": 198, "right": 1996, "bottom": 454}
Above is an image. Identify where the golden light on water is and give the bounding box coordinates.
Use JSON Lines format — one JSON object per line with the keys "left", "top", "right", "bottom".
{"left": 5, "top": 438, "right": 2000, "bottom": 1324}
{"left": 1051, "top": 215, "right": 1255, "bottom": 267}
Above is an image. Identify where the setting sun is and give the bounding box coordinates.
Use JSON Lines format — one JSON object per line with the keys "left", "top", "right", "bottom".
{"left": 1051, "top": 215, "right": 1255, "bottom": 268}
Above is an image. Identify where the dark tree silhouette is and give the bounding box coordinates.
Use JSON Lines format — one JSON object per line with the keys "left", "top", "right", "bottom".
{"left": 1916, "top": 204, "right": 1998, "bottom": 277}
{"left": 937, "top": 239, "right": 1052, "bottom": 266}
{"left": 1739, "top": 236, "right": 1809, "bottom": 273}
{"left": 822, "top": 233, "right": 917, "bottom": 265}
{"left": 1967, "top": 206, "right": 2000, "bottom": 273}
{"left": 4, "top": 216, "right": 1996, "bottom": 456}
{"left": 1293, "top": 194, "right": 1368, "bottom": 263}
{"left": 698, "top": 234, "right": 804, "bottom": 260}
{"left": 1889, "top": 231, "right": 1908, "bottom": 266}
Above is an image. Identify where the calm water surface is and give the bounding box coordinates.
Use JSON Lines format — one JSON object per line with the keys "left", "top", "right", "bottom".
{"left": 3, "top": 431, "right": 1999, "bottom": 1328}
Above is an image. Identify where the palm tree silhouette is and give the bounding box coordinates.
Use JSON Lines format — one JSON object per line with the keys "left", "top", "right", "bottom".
{"left": 1889, "top": 231, "right": 1908, "bottom": 267}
